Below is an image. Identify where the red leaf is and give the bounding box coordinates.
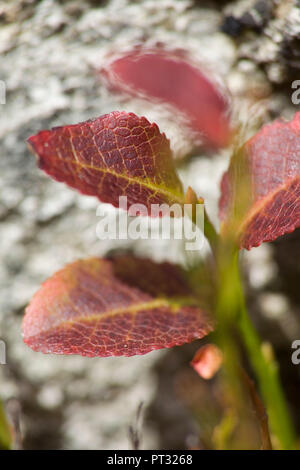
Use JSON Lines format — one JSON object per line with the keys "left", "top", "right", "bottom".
{"left": 101, "top": 48, "right": 231, "bottom": 148}
{"left": 190, "top": 344, "right": 223, "bottom": 380}
{"left": 219, "top": 112, "right": 300, "bottom": 249}
{"left": 23, "top": 256, "right": 213, "bottom": 357}
{"left": 27, "top": 111, "right": 184, "bottom": 215}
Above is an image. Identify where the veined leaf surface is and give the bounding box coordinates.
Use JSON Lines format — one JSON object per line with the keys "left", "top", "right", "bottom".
{"left": 23, "top": 256, "right": 213, "bottom": 357}
{"left": 219, "top": 112, "right": 300, "bottom": 249}
{"left": 101, "top": 48, "right": 231, "bottom": 148}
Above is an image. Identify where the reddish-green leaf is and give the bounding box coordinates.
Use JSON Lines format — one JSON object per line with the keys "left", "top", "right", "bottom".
{"left": 0, "top": 402, "right": 12, "bottom": 450}
{"left": 219, "top": 112, "right": 300, "bottom": 249}
{"left": 101, "top": 48, "right": 231, "bottom": 148}
{"left": 190, "top": 344, "right": 223, "bottom": 380}
{"left": 23, "top": 256, "right": 213, "bottom": 357}
{"left": 27, "top": 111, "right": 184, "bottom": 214}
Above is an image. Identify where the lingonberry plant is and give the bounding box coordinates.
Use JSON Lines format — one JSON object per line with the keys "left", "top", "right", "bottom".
{"left": 0, "top": 402, "right": 12, "bottom": 450}
{"left": 23, "top": 49, "right": 300, "bottom": 449}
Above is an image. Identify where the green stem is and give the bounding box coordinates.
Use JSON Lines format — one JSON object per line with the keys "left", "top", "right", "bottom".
{"left": 0, "top": 401, "right": 12, "bottom": 450}
{"left": 228, "top": 249, "right": 296, "bottom": 449}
